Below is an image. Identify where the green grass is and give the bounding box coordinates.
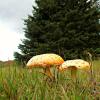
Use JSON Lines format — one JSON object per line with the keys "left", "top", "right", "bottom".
{"left": 0, "top": 60, "right": 100, "bottom": 100}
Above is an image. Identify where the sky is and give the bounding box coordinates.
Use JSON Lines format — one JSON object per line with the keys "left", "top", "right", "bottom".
{"left": 0, "top": 0, "right": 35, "bottom": 61}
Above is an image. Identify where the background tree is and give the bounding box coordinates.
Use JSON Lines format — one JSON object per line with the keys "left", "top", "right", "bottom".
{"left": 14, "top": 0, "right": 100, "bottom": 64}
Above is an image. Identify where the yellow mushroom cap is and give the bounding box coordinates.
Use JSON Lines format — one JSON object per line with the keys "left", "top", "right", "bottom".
{"left": 59, "top": 59, "right": 90, "bottom": 71}
{"left": 26, "top": 53, "right": 64, "bottom": 68}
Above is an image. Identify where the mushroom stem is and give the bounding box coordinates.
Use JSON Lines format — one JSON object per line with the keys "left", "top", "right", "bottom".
{"left": 43, "top": 67, "right": 54, "bottom": 80}
{"left": 70, "top": 67, "right": 77, "bottom": 82}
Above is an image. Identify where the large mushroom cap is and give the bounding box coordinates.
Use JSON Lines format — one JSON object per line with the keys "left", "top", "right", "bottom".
{"left": 59, "top": 59, "right": 90, "bottom": 71}
{"left": 27, "top": 53, "right": 64, "bottom": 68}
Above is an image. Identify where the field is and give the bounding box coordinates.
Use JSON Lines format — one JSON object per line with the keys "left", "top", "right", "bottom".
{"left": 0, "top": 60, "right": 100, "bottom": 100}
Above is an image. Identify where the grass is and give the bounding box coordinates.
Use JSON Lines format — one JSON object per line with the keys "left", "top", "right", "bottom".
{"left": 0, "top": 60, "right": 100, "bottom": 100}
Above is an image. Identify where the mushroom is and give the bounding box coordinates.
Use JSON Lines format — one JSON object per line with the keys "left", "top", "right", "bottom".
{"left": 58, "top": 59, "right": 90, "bottom": 81}
{"left": 26, "top": 53, "right": 64, "bottom": 79}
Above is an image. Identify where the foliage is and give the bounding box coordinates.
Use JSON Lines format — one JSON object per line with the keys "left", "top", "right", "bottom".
{"left": 14, "top": 0, "right": 100, "bottom": 63}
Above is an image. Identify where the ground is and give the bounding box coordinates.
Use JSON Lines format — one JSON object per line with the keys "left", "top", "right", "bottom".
{"left": 0, "top": 60, "right": 100, "bottom": 100}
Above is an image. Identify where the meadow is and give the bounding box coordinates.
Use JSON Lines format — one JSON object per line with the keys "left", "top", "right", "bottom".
{"left": 0, "top": 60, "right": 100, "bottom": 100}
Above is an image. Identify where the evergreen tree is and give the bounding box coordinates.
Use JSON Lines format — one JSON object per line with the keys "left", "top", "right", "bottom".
{"left": 14, "top": 0, "right": 100, "bottom": 63}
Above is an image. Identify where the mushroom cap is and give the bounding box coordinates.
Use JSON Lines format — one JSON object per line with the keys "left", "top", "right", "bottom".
{"left": 27, "top": 53, "right": 64, "bottom": 68}
{"left": 59, "top": 59, "right": 90, "bottom": 71}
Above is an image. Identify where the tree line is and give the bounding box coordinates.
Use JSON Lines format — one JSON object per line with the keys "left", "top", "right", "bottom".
{"left": 14, "top": 0, "right": 100, "bottom": 64}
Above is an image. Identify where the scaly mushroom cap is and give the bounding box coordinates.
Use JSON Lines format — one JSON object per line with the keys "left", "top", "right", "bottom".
{"left": 59, "top": 59, "right": 90, "bottom": 71}
{"left": 27, "top": 53, "right": 64, "bottom": 68}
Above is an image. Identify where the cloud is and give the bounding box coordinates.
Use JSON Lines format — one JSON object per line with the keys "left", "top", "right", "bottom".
{"left": 0, "top": 21, "right": 23, "bottom": 61}
{"left": 0, "top": 0, "right": 35, "bottom": 61}
{"left": 0, "top": 0, "right": 34, "bottom": 19}
{"left": 0, "top": 0, "right": 35, "bottom": 32}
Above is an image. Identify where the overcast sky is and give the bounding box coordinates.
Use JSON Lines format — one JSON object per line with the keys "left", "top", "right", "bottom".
{"left": 0, "top": 0, "right": 35, "bottom": 61}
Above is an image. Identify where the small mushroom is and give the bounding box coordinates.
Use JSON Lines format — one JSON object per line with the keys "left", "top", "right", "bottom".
{"left": 58, "top": 59, "right": 90, "bottom": 81}
{"left": 26, "top": 53, "right": 64, "bottom": 79}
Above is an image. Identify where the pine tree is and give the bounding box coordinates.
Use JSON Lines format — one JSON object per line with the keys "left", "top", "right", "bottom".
{"left": 14, "top": 0, "right": 100, "bottom": 63}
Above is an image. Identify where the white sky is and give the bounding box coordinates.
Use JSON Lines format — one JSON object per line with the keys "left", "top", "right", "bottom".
{"left": 0, "top": 0, "right": 35, "bottom": 61}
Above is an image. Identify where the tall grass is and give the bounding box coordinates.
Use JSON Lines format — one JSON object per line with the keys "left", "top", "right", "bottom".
{"left": 0, "top": 60, "right": 100, "bottom": 100}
